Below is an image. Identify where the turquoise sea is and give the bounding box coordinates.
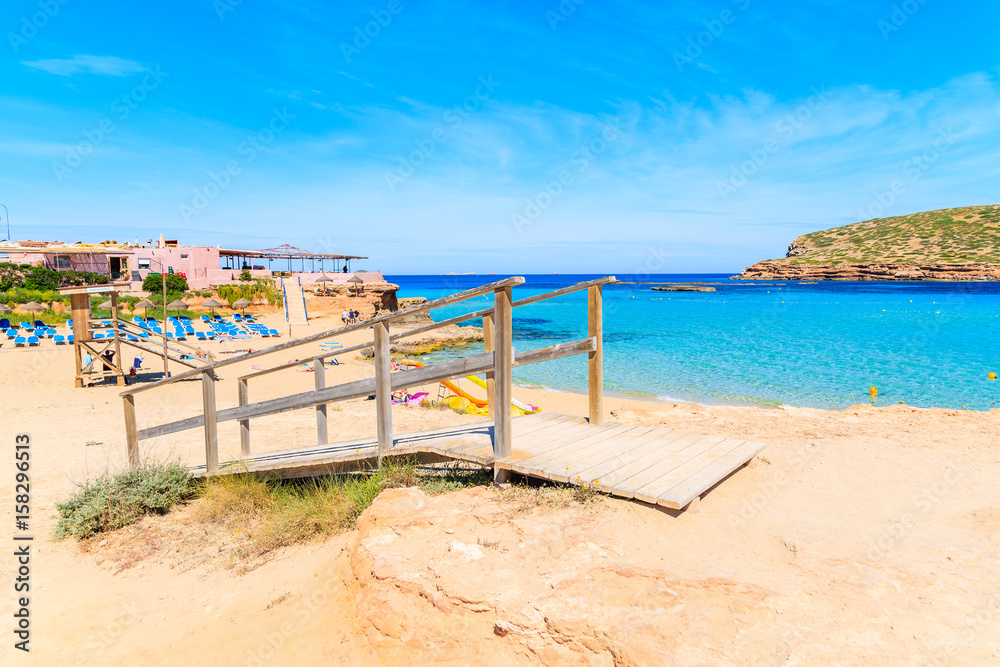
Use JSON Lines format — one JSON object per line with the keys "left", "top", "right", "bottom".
{"left": 385, "top": 274, "right": 1000, "bottom": 411}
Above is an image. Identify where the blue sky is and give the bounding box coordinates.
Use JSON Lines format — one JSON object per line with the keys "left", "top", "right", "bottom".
{"left": 2, "top": 0, "right": 999, "bottom": 273}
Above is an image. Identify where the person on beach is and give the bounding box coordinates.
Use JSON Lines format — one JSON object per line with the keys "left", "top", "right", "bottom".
{"left": 341, "top": 309, "right": 348, "bottom": 325}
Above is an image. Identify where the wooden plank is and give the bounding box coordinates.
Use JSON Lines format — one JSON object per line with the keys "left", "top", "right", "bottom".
{"left": 239, "top": 340, "right": 370, "bottom": 382}
{"left": 238, "top": 378, "right": 251, "bottom": 456}
{"left": 202, "top": 371, "right": 219, "bottom": 473}
{"left": 121, "top": 276, "right": 526, "bottom": 396}
{"left": 500, "top": 419, "right": 615, "bottom": 469}
{"left": 588, "top": 284, "right": 603, "bottom": 425}
{"left": 569, "top": 430, "right": 691, "bottom": 488}
{"left": 390, "top": 305, "right": 494, "bottom": 343}
{"left": 523, "top": 425, "right": 655, "bottom": 481}
{"left": 123, "top": 395, "right": 138, "bottom": 467}
{"left": 588, "top": 432, "right": 718, "bottom": 494}
{"left": 631, "top": 439, "right": 748, "bottom": 505}
{"left": 656, "top": 440, "right": 766, "bottom": 509}
{"left": 493, "top": 286, "right": 513, "bottom": 471}
{"left": 546, "top": 428, "right": 672, "bottom": 484}
{"left": 314, "top": 358, "right": 327, "bottom": 446}
{"left": 513, "top": 337, "right": 596, "bottom": 367}
{"left": 610, "top": 435, "right": 728, "bottom": 499}
{"left": 373, "top": 321, "right": 393, "bottom": 462}
{"left": 512, "top": 276, "right": 617, "bottom": 309}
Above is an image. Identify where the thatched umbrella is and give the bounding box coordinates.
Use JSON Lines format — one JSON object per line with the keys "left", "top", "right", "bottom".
{"left": 201, "top": 298, "right": 224, "bottom": 316}
{"left": 314, "top": 274, "right": 334, "bottom": 295}
{"left": 21, "top": 301, "right": 46, "bottom": 313}
{"left": 232, "top": 297, "right": 252, "bottom": 314}
{"left": 97, "top": 299, "right": 114, "bottom": 311}
{"left": 166, "top": 299, "right": 188, "bottom": 316}
{"left": 0, "top": 304, "right": 12, "bottom": 315}
{"left": 348, "top": 274, "right": 364, "bottom": 297}
{"left": 135, "top": 298, "right": 155, "bottom": 315}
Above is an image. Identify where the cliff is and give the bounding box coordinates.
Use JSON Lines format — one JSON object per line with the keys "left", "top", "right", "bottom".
{"left": 739, "top": 205, "right": 1000, "bottom": 280}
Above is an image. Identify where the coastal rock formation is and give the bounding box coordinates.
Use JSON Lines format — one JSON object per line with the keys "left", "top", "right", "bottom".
{"left": 347, "top": 486, "right": 770, "bottom": 665}
{"left": 739, "top": 261, "right": 1000, "bottom": 281}
{"left": 306, "top": 281, "right": 399, "bottom": 312}
{"left": 740, "top": 205, "right": 1000, "bottom": 280}
{"left": 652, "top": 285, "right": 717, "bottom": 292}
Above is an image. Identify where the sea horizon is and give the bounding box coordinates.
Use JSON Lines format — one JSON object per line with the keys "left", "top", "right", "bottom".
{"left": 386, "top": 273, "right": 1000, "bottom": 412}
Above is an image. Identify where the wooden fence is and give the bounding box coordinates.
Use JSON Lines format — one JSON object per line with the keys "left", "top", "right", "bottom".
{"left": 121, "top": 276, "right": 615, "bottom": 481}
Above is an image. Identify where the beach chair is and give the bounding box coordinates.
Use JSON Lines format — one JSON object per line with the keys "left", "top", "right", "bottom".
{"left": 133, "top": 316, "right": 147, "bottom": 327}
{"left": 14, "top": 336, "right": 26, "bottom": 347}
{"left": 0, "top": 318, "right": 9, "bottom": 330}
{"left": 93, "top": 332, "right": 106, "bottom": 340}
{"left": 27, "top": 336, "right": 39, "bottom": 346}
{"left": 268, "top": 329, "right": 279, "bottom": 337}
{"left": 67, "top": 334, "right": 74, "bottom": 344}
{"left": 179, "top": 317, "right": 191, "bottom": 325}
{"left": 147, "top": 317, "right": 157, "bottom": 326}
{"left": 67, "top": 319, "right": 73, "bottom": 328}
{"left": 233, "top": 313, "right": 242, "bottom": 322}
{"left": 166, "top": 332, "right": 176, "bottom": 340}
{"left": 54, "top": 335, "right": 66, "bottom": 344}
{"left": 195, "top": 331, "right": 208, "bottom": 341}
{"left": 151, "top": 326, "right": 163, "bottom": 334}
{"left": 44, "top": 328, "right": 56, "bottom": 338}
{"left": 33, "top": 320, "right": 45, "bottom": 329}
{"left": 5, "top": 329, "right": 17, "bottom": 339}
{"left": 19, "top": 321, "right": 31, "bottom": 330}
{"left": 201, "top": 315, "right": 211, "bottom": 323}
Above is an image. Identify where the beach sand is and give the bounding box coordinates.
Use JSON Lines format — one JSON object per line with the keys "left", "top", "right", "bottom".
{"left": 1, "top": 310, "right": 999, "bottom": 664}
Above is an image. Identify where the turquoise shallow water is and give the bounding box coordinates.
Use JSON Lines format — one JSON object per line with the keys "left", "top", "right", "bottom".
{"left": 386, "top": 274, "right": 1000, "bottom": 411}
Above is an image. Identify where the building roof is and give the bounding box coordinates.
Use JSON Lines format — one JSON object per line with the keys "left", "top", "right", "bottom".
{"left": 218, "top": 244, "right": 366, "bottom": 261}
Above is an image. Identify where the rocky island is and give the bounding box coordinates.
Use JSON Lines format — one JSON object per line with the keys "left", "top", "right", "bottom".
{"left": 739, "top": 205, "right": 1000, "bottom": 280}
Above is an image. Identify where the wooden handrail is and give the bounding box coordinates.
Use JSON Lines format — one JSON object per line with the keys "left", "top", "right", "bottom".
{"left": 120, "top": 275, "right": 525, "bottom": 396}
{"left": 135, "top": 337, "right": 595, "bottom": 441}
{"left": 232, "top": 276, "right": 617, "bottom": 383}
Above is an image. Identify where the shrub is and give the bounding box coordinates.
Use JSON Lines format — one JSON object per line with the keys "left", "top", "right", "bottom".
{"left": 0, "top": 262, "right": 107, "bottom": 291}
{"left": 141, "top": 272, "right": 188, "bottom": 294}
{"left": 54, "top": 463, "right": 194, "bottom": 540}
{"left": 238, "top": 269, "right": 253, "bottom": 282}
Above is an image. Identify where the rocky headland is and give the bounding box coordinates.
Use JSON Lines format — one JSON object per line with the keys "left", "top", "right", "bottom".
{"left": 739, "top": 205, "right": 1000, "bottom": 281}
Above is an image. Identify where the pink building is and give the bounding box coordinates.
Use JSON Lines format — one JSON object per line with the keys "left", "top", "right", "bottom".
{"left": 0, "top": 239, "right": 378, "bottom": 291}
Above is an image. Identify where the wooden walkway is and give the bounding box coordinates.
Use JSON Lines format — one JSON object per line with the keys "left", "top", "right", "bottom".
{"left": 193, "top": 413, "right": 765, "bottom": 510}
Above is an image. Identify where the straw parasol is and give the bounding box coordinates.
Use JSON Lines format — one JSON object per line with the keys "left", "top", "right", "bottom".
{"left": 314, "top": 273, "right": 334, "bottom": 295}
{"left": 201, "top": 298, "right": 224, "bottom": 316}
{"left": 166, "top": 299, "right": 188, "bottom": 316}
{"left": 97, "top": 299, "right": 114, "bottom": 310}
{"left": 134, "top": 299, "right": 155, "bottom": 316}
{"left": 347, "top": 274, "right": 364, "bottom": 297}
{"left": 232, "top": 297, "right": 252, "bottom": 314}
{"left": 0, "top": 304, "right": 12, "bottom": 315}
{"left": 21, "top": 301, "right": 46, "bottom": 313}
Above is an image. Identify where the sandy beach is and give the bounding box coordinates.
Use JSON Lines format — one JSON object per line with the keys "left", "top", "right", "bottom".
{"left": 2, "top": 310, "right": 999, "bottom": 665}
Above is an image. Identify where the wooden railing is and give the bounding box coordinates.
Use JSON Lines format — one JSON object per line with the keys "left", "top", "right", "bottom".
{"left": 121, "top": 276, "right": 615, "bottom": 481}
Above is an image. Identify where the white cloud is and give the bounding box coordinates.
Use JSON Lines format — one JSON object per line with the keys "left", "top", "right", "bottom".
{"left": 21, "top": 55, "right": 145, "bottom": 77}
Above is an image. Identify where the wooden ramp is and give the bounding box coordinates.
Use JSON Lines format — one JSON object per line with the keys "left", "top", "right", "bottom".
{"left": 194, "top": 413, "right": 765, "bottom": 510}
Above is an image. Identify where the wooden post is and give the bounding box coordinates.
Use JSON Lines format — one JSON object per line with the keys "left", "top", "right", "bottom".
{"left": 493, "top": 286, "right": 513, "bottom": 483}
{"left": 123, "top": 395, "right": 139, "bottom": 467}
{"left": 162, "top": 271, "right": 169, "bottom": 378}
{"left": 202, "top": 370, "right": 219, "bottom": 473}
{"left": 314, "top": 358, "right": 328, "bottom": 446}
{"left": 483, "top": 313, "right": 495, "bottom": 419}
{"left": 111, "top": 292, "right": 125, "bottom": 386}
{"left": 373, "top": 321, "right": 393, "bottom": 464}
{"left": 588, "top": 284, "right": 603, "bottom": 425}
{"left": 238, "top": 378, "right": 251, "bottom": 457}
{"left": 70, "top": 293, "right": 87, "bottom": 387}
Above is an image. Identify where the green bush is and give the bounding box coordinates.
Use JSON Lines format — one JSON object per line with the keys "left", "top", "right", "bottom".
{"left": 238, "top": 269, "right": 253, "bottom": 282}
{"left": 54, "top": 462, "right": 194, "bottom": 540}
{"left": 0, "top": 262, "right": 107, "bottom": 291}
{"left": 141, "top": 272, "right": 188, "bottom": 294}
